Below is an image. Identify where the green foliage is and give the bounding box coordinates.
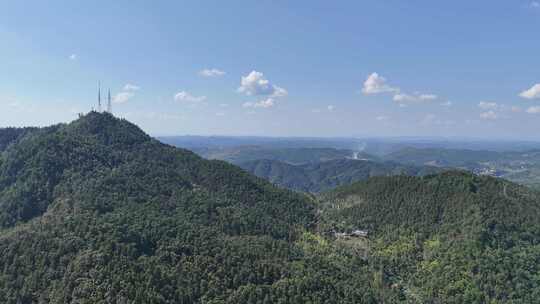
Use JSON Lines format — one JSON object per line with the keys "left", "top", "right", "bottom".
{"left": 240, "top": 158, "right": 441, "bottom": 193}
{"left": 1, "top": 113, "right": 540, "bottom": 303}
{"left": 319, "top": 172, "right": 540, "bottom": 303}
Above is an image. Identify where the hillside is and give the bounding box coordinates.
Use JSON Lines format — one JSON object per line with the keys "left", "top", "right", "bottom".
{"left": 2, "top": 113, "right": 540, "bottom": 303}
{"left": 385, "top": 147, "right": 540, "bottom": 189}
{"left": 1, "top": 112, "right": 352, "bottom": 303}
{"left": 384, "top": 147, "right": 503, "bottom": 167}
{"left": 319, "top": 172, "right": 540, "bottom": 303}
{"left": 0, "top": 127, "right": 37, "bottom": 152}
{"left": 240, "top": 159, "right": 442, "bottom": 192}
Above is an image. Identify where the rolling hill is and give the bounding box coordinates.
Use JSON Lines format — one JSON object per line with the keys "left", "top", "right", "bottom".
{"left": 318, "top": 172, "right": 540, "bottom": 303}
{"left": 240, "top": 158, "right": 442, "bottom": 192}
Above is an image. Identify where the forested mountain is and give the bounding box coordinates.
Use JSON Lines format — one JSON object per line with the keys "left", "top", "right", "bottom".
{"left": 2, "top": 113, "right": 540, "bottom": 303}
{"left": 0, "top": 112, "right": 328, "bottom": 303}
{"left": 385, "top": 147, "right": 540, "bottom": 189}
{"left": 240, "top": 159, "right": 442, "bottom": 192}
{"left": 318, "top": 172, "right": 540, "bottom": 303}
{"left": 384, "top": 147, "right": 503, "bottom": 167}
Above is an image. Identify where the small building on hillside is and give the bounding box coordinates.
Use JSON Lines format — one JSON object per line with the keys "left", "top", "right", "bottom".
{"left": 351, "top": 230, "right": 369, "bottom": 237}
{"left": 334, "top": 229, "right": 369, "bottom": 238}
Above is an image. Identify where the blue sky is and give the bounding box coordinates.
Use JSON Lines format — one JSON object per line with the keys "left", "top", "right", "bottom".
{"left": 1, "top": 1, "right": 539, "bottom": 139}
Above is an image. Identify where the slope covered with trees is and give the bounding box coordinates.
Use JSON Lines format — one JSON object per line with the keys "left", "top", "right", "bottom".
{"left": 0, "top": 112, "right": 342, "bottom": 303}
{"left": 0, "top": 127, "right": 37, "bottom": 152}
{"left": 2, "top": 113, "right": 540, "bottom": 303}
{"left": 319, "top": 172, "right": 540, "bottom": 303}
{"left": 240, "top": 158, "right": 441, "bottom": 192}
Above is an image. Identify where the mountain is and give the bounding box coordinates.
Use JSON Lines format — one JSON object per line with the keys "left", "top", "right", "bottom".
{"left": 318, "top": 171, "right": 540, "bottom": 303}
{"left": 240, "top": 159, "right": 442, "bottom": 193}
{"left": 191, "top": 146, "right": 376, "bottom": 165}
{"left": 0, "top": 112, "right": 333, "bottom": 303}
{"left": 385, "top": 147, "right": 540, "bottom": 189}
{"left": 384, "top": 147, "right": 503, "bottom": 167}
{"left": 2, "top": 113, "right": 540, "bottom": 303}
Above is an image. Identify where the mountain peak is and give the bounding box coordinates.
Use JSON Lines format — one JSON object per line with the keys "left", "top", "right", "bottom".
{"left": 63, "top": 111, "right": 150, "bottom": 146}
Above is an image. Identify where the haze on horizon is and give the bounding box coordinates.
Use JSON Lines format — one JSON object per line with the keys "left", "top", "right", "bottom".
{"left": 1, "top": 1, "right": 539, "bottom": 140}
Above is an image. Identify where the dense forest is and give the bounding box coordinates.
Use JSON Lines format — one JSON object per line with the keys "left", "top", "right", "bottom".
{"left": 1, "top": 112, "right": 540, "bottom": 303}
{"left": 240, "top": 158, "right": 441, "bottom": 192}
{"left": 319, "top": 172, "right": 540, "bottom": 303}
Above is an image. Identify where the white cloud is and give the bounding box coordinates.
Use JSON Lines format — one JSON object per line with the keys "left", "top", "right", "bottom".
{"left": 242, "top": 98, "right": 275, "bottom": 108}
{"left": 112, "top": 84, "right": 140, "bottom": 104}
{"left": 113, "top": 92, "right": 134, "bottom": 104}
{"left": 480, "top": 110, "right": 498, "bottom": 120}
{"left": 199, "top": 68, "right": 226, "bottom": 77}
{"left": 362, "top": 72, "right": 441, "bottom": 108}
{"left": 393, "top": 92, "right": 437, "bottom": 104}
{"left": 174, "top": 91, "right": 207, "bottom": 103}
{"left": 362, "top": 73, "right": 398, "bottom": 95}
{"left": 512, "top": 106, "right": 523, "bottom": 113}
{"left": 238, "top": 71, "right": 287, "bottom": 97}
{"left": 327, "top": 105, "right": 335, "bottom": 111}
{"left": 376, "top": 115, "right": 389, "bottom": 121}
{"left": 69, "top": 54, "right": 77, "bottom": 60}
{"left": 519, "top": 84, "right": 540, "bottom": 99}
{"left": 440, "top": 101, "right": 453, "bottom": 107}
{"left": 215, "top": 112, "right": 226, "bottom": 116}
{"left": 219, "top": 103, "right": 229, "bottom": 107}
{"left": 531, "top": 1, "right": 540, "bottom": 8}
{"left": 478, "top": 101, "right": 499, "bottom": 110}
{"left": 123, "top": 84, "right": 140, "bottom": 91}
{"left": 526, "top": 106, "right": 540, "bottom": 114}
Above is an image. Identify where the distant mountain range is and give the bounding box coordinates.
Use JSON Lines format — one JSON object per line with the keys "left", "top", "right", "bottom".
{"left": 193, "top": 146, "right": 376, "bottom": 165}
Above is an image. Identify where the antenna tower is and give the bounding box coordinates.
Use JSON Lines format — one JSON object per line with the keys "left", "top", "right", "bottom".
{"left": 107, "top": 89, "right": 112, "bottom": 113}
{"left": 97, "top": 82, "right": 102, "bottom": 112}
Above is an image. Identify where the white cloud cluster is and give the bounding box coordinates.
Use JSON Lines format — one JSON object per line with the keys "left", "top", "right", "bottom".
{"left": 393, "top": 93, "right": 437, "bottom": 103}
{"left": 480, "top": 110, "right": 498, "bottom": 120}
{"left": 519, "top": 84, "right": 540, "bottom": 99}
{"left": 123, "top": 84, "right": 140, "bottom": 91}
{"left": 69, "top": 54, "right": 77, "bottom": 61}
{"left": 199, "top": 68, "right": 226, "bottom": 77}
{"left": 113, "top": 92, "right": 134, "bottom": 104}
{"left": 362, "top": 72, "right": 438, "bottom": 106}
{"left": 174, "top": 91, "right": 207, "bottom": 103}
{"left": 238, "top": 71, "right": 287, "bottom": 97}
{"left": 531, "top": 1, "right": 540, "bottom": 8}
{"left": 478, "top": 101, "right": 499, "bottom": 110}
{"left": 113, "top": 83, "right": 141, "bottom": 104}
{"left": 362, "top": 73, "right": 398, "bottom": 95}
{"left": 327, "top": 105, "right": 335, "bottom": 111}
{"left": 242, "top": 98, "right": 275, "bottom": 108}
